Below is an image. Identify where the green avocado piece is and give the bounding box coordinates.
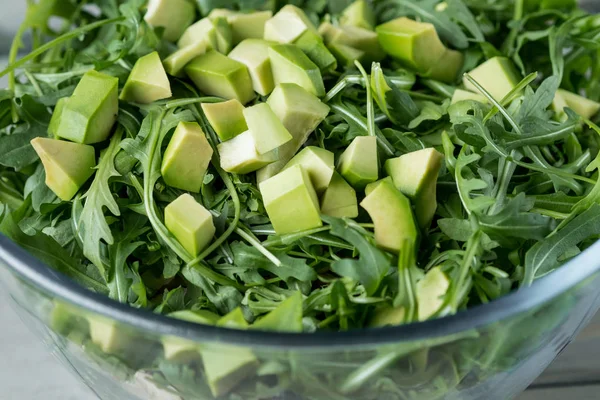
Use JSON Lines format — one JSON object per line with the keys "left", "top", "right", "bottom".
{"left": 268, "top": 44, "right": 325, "bottom": 97}
{"left": 218, "top": 130, "right": 279, "bottom": 174}
{"left": 264, "top": 5, "right": 317, "bottom": 44}
{"left": 369, "top": 306, "right": 406, "bottom": 327}
{"left": 340, "top": 0, "right": 376, "bottom": 30}
{"left": 229, "top": 39, "right": 275, "bottom": 96}
{"left": 185, "top": 50, "right": 255, "bottom": 104}
{"left": 178, "top": 18, "right": 218, "bottom": 50}
{"left": 555, "top": 88, "right": 600, "bottom": 119}
{"left": 48, "top": 97, "right": 67, "bottom": 138}
{"left": 338, "top": 136, "right": 379, "bottom": 189}
{"left": 50, "top": 301, "right": 89, "bottom": 336}
{"left": 283, "top": 146, "right": 335, "bottom": 194}
{"left": 202, "top": 346, "right": 258, "bottom": 397}
{"left": 360, "top": 179, "right": 418, "bottom": 253}
{"left": 320, "top": 172, "right": 358, "bottom": 218}
{"left": 259, "top": 165, "right": 323, "bottom": 234}
{"left": 144, "top": 0, "right": 196, "bottom": 42}
{"left": 463, "top": 57, "right": 520, "bottom": 101}
{"left": 294, "top": 30, "right": 337, "bottom": 72}
{"left": 216, "top": 10, "right": 273, "bottom": 44}
{"left": 217, "top": 308, "right": 249, "bottom": 329}
{"left": 244, "top": 103, "right": 293, "bottom": 154}
{"left": 31, "top": 137, "right": 96, "bottom": 201}
{"left": 212, "top": 17, "right": 233, "bottom": 54}
{"left": 120, "top": 52, "right": 172, "bottom": 104}
{"left": 424, "top": 47, "right": 464, "bottom": 83}
{"left": 161, "top": 122, "right": 213, "bottom": 193}
{"left": 252, "top": 291, "right": 304, "bottom": 332}
{"left": 327, "top": 42, "right": 366, "bottom": 67}
{"left": 202, "top": 99, "right": 248, "bottom": 141}
{"left": 163, "top": 310, "right": 220, "bottom": 362}
{"left": 56, "top": 70, "right": 118, "bottom": 144}
{"left": 416, "top": 266, "right": 450, "bottom": 321}
{"left": 451, "top": 88, "right": 488, "bottom": 104}
{"left": 163, "top": 41, "right": 212, "bottom": 77}
{"left": 385, "top": 148, "right": 444, "bottom": 229}
{"left": 88, "top": 317, "right": 132, "bottom": 355}
{"left": 257, "top": 83, "right": 330, "bottom": 181}
{"left": 320, "top": 23, "right": 385, "bottom": 63}
{"left": 165, "top": 194, "right": 216, "bottom": 256}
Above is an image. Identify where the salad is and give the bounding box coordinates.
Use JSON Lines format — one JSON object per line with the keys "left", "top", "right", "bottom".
{"left": 1, "top": 0, "right": 600, "bottom": 339}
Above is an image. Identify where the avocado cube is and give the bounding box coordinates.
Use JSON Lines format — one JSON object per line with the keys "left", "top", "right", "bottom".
{"left": 56, "top": 70, "right": 118, "bottom": 144}
{"left": 321, "top": 23, "right": 385, "bottom": 63}
{"left": 283, "top": 146, "right": 334, "bottom": 194}
{"left": 163, "top": 310, "right": 219, "bottom": 362}
{"left": 165, "top": 194, "right": 216, "bottom": 256}
{"left": 222, "top": 10, "right": 273, "bottom": 44}
{"left": 202, "top": 99, "right": 248, "bottom": 141}
{"left": 338, "top": 136, "right": 378, "bottom": 189}
{"left": 451, "top": 88, "right": 488, "bottom": 104}
{"left": 294, "top": 30, "right": 337, "bottom": 72}
{"left": 120, "top": 52, "right": 172, "bottom": 104}
{"left": 369, "top": 306, "right": 406, "bottom": 327}
{"left": 161, "top": 122, "right": 213, "bottom": 193}
{"left": 320, "top": 172, "right": 358, "bottom": 218}
{"left": 385, "top": 148, "right": 444, "bottom": 229}
{"left": 268, "top": 45, "right": 325, "bottom": 97}
{"left": 212, "top": 17, "right": 233, "bottom": 54}
{"left": 252, "top": 292, "right": 304, "bottom": 332}
{"left": 48, "top": 97, "right": 68, "bottom": 138}
{"left": 327, "top": 42, "right": 367, "bottom": 67}
{"left": 50, "top": 301, "right": 88, "bottom": 336}
{"left": 555, "top": 88, "right": 600, "bottom": 119}
{"left": 144, "top": 0, "right": 196, "bottom": 42}
{"left": 340, "top": 0, "right": 376, "bottom": 30}
{"left": 31, "top": 138, "right": 96, "bottom": 201}
{"left": 416, "top": 266, "right": 450, "bottom": 321}
{"left": 360, "top": 179, "right": 418, "bottom": 254}
{"left": 163, "top": 41, "right": 212, "bottom": 77}
{"left": 185, "top": 51, "right": 255, "bottom": 104}
{"left": 424, "top": 47, "right": 464, "bottom": 83}
{"left": 88, "top": 318, "right": 131, "bottom": 355}
{"left": 463, "top": 57, "right": 520, "bottom": 101}
{"left": 264, "top": 5, "right": 317, "bottom": 44}
{"left": 218, "top": 130, "right": 278, "bottom": 174}
{"left": 229, "top": 39, "right": 275, "bottom": 96}
{"left": 259, "top": 165, "right": 323, "bottom": 234}
{"left": 257, "top": 83, "right": 330, "bottom": 181}
{"left": 178, "top": 18, "right": 218, "bottom": 50}
{"left": 217, "top": 308, "right": 249, "bottom": 329}
{"left": 243, "top": 103, "right": 293, "bottom": 154}
{"left": 202, "top": 346, "right": 258, "bottom": 397}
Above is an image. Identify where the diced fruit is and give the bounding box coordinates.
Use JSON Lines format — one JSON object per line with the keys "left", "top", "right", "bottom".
{"left": 327, "top": 42, "right": 366, "bottom": 67}
{"left": 202, "top": 99, "right": 247, "bottom": 141}
{"left": 321, "top": 23, "right": 385, "bottom": 63}
{"left": 56, "top": 70, "right": 118, "bottom": 144}
{"left": 161, "top": 122, "right": 213, "bottom": 193}
{"left": 48, "top": 97, "right": 67, "bottom": 138}
{"left": 259, "top": 165, "right": 322, "bottom": 234}
{"left": 252, "top": 292, "right": 303, "bottom": 332}
{"left": 264, "top": 5, "right": 317, "bottom": 43}
{"left": 284, "top": 146, "right": 334, "bottom": 194}
{"left": 120, "top": 52, "right": 172, "bottom": 104}
{"left": 555, "top": 88, "right": 600, "bottom": 119}
{"left": 144, "top": 0, "right": 196, "bottom": 42}
{"left": 268, "top": 44, "right": 325, "bottom": 97}
{"left": 163, "top": 41, "right": 211, "bottom": 77}
{"left": 385, "top": 148, "right": 444, "bottom": 229}
{"left": 451, "top": 88, "right": 488, "bottom": 104}
{"left": 463, "top": 56, "right": 520, "bottom": 101}
{"left": 50, "top": 301, "right": 88, "bottom": 336}
{"left": 320, "top": 172, "right": 358, "bottom": 218}
{"left": 360, "top": 179, "right": 418, "bottom": 253}
{"left": 294, "top": 30, "right": 337, "bottom": 72}
{"left": 185, "top": 51, "right": 254, "bottom": 104}
{"left": 165, "top": 194, "right": 216, "bottom": 256}
{"left": 340, "top": 0, "right": 376, "bottom": 30}
{"left": 212, "top": 17, "right": 233, "bottom": 54}
{"left": 178, "top": 18, "right": 217, "bottom": 49}
{"left": 217, "top": 308, "right": 249, "bottom": 329}
{"left": 202, "top": 346, "right": 258, "bottom": 397}
{"left": 218, "top": 130, "right": 278, "bottom": 174}
{"left": 243, "top": 103, "right": 293, "bottom": 154}
{"left": 338, "top": 136, "right": 378, "bottom": 189}
{"left": 31, "top": 138, "right": 96, "bottom": 201}
{"left": 369, "top": 306, "right": 406, "bottom": 327}
{"left": 88, "top": 318, "right": 130, "bottom": 355}
{"left": 229, "top": 39, "right": 275, "bottom": 96}
{"left": 220, "top": 10, "right": 273, "bottom": 44}
{"left": 416, "top": 266, "right": 450, "bottom": 321}
{"left": 162, "top": 310, "right": 219, "bottom": 362}
{"left": 257, "top": 83, "right": 330, "bottom": 181}
{"left": 424, "top": 47, "right": 464, "bottom": 83}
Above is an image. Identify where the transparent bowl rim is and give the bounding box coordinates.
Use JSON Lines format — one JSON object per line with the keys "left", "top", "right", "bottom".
{"left": 2, "top": 235, "right": 600, "bottom": 349}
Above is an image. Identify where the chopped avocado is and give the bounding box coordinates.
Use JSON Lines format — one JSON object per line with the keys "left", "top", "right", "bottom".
{"left": 202, "top": 99, "right": 247, "bottom": 141}
{"left": 424, "top": 47, "right": 464, "bottom": 83}
{"left": 50, "top": 301, "right": 88, "bottom": 336}
{"left": 229, "top": 39, "right": 275, "bottom": 96}
{"left": 385, "top": 148, "right": 444, "bottom": 229}
{"left": 556, "top": 88, "right": 600, "bottom": 119}
{"left": 451, "top": 88, "right": 488, "bottom": 104}
{"left": 56, "top": 70, "right": 118, "bottom": 144}
{"left": 328, "top": 42, "right": 366, "bottom": 67}
{"left": 259, "top": 165, "right": 323, "bottom": 234}
{"left": 283, "top": 146, "right": 335, "bottom": 194}
{"left": 340, "top": 0, "right": 376, "bottom": 30}
{"left": 360, "top": 179, "right": 418, "bottom": 253}
{"left": 202, "top": 346, "right": 258, "bottom": 397}
{"left": 31, "top": 138, "right": 96, "bottom": 201}
{"left": 320, "top": 23, "right": 385, "bottom": 63}
{"left": 162, "top": 310, "right": 219, "bottom": 362}
{"left": 369, "top": 306, "right": 406, "bottom": 327}
{"left": 416, "top": 266, "right": 450, "bottom": 321}
{"left": 257, "top": 83, "right": 330, "bottom": 181}
{"left": 268, "top": 44, "right": 325, "bottom": 97}
{"left": 212, "top": 17, "right": 233, "bottom": 54}
{"left": 320, "top": 172, "right": 359, "bottom": 218}
{"left": 88, "top": 318, "right": 131, "bottom": 355}
{"left": 48, "top": 97, "right": 67, "bottom": 138}
{"left": 338, "top": 136, "right": 379, "bottom": 189}
{"left": 252, "top": 291, "right": 303, "bottom": 332}
{"left": 243, "top": 103, "right": 293, "bottom": 154}
{"left": 144, "top": 0, "right": 196, "bottom": 42}
{"left": 165, "top": 194, "right": 216, "bottom": 256}
{"left": 120, "top": 52, "right": 172, "bottom": 104}
{"left": 224, "top": 11, "right": 273, "bottom": 44}
{"left": 163, "top": 41, "right": 212, "bottom": 77}
{"left": 178, "top": 18, "right": 218, "bottom": 50}
{"left": 217, "top": 308, "right": 249, "bottom": 329}
{"left": 218, "top": 130, "right": 279, "bottom": 174}
{"left": 294, "top": 30, "right": 337, "bottom": 72}
{"left": 161, "top": 121, "right": 213, "bottom": 193}
{"left": 185, "top": 50, "right": 254, "bottom": 104}
{"left": 264, "top": 5, "right": 317, "bottom": 43}
{"left": 463, "top": 57, "right": 520, "bottom": 101}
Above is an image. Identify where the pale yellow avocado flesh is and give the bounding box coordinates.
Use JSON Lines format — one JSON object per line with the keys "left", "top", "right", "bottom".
{"left": 165, "top": 194, "right": 216, "bottom": 257}
{"left": 555, "top": 88, "right": 600, "bottom": 119}
{"left": 283, "top": 146, "right": 335, "bottom": 194}
{"left": 163, "top": 40, "right": 212, "bottom": 77}
{"left": 451, "top": 88, "right": 488, "bottom": 104}
{"left": 320, "top": 172, "right": 358, "bottom": 218}
{"left": 337, "top": 135, "right": 379, "bottom": 189}
{"left": 120, "top": 52, "right": 172, "bottom": 104}
{"left": 417, "top": 266, "right": 450, "bottom": 321}
{"left": 252, "top": 291, "right": 304, "bottom": 332}
{"left": 243, "top": 103, "right": 293, "bottom": 154}
{"left": 211, "top": 10, "right": 273, "bottom": 44}
{"left": 268, "top": 44, "right": 326, "bottom": 97}
{"left": 463, "top": 56, "right": 520, "bottom": 101}
{"left": 178, "top": 18, "right": 218, "bottom": 50}
{"left": 264, "top": 4, "right": 318, "bottom": 43}
{"left": 162, "top": 310, "right": 219, "bottom": 362}
{"left": 202, "top": 99, "right": 248, "bottom": 141}
{"left": 218, "top": 130, "right": 279, "bottom": 174}
{"left": 144, "top": 0, "right": 196, "bottom": 42}
{"left": 340, "top": 0, "right": 376, "bottom": 30}
{"left": 229, "top": 39, "right": 275, "bottom": 96}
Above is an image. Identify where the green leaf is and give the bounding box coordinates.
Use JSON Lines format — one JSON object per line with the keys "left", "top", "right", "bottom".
{"left": 0, "top": 124, "right": 45, "bottom": 169}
